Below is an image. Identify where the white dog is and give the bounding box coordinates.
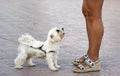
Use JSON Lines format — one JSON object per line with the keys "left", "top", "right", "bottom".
{"left": 14, "top": 27, "right": 65, "bottom": 71}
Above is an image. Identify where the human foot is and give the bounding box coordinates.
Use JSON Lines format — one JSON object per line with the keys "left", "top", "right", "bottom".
{"left": 73, "top": 54, "right": 100, "bottom": 73}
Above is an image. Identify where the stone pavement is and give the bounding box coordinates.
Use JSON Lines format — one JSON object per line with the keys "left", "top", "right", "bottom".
{"left": 0, "top": 0, "right": 120, "bottom": 76}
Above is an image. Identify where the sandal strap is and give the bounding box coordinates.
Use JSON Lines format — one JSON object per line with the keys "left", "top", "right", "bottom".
{"left": 84, "top": 54, "right": 100, "bottom": 67}
{"left": 84, "top": 58, "right": 95, "bottom": 67}
{"left": 77, "top": 59, "right": 100, "bottom": 70}
{"left": 77, "top": 64, "right": 85, "bottom": 70}
{"left": 74, "top": 54, "right": 100, "bottom": 67}
{"left": 83, "top": 54, "right": 89, "bottom": 60}
{"left": 74, "top": 54, "right": 89, "bottom": 63}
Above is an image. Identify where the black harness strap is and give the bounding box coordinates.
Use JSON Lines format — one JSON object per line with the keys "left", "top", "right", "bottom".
{"left": 30, "top": 45, "right": 56, "bottom": 54}
{"left": 38, "top": 45, "right": 46, "bottom": 54}
{"left": 30, "top": 45, "right": 46, "bottom": 54}
{"left": 48, "top": 50, "right": 56, "bottom": 53}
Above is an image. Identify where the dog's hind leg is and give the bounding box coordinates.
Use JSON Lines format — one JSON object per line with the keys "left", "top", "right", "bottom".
{"left": 26, "top": 57, "right": 35, "bottom": 67}
{"left": 14, "top": 54, "right": 27, "bottom": 69}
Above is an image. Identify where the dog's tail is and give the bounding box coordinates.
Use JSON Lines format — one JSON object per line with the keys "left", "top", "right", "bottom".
{"left": 18, "top": 33, "right": 32, "bottom": 46}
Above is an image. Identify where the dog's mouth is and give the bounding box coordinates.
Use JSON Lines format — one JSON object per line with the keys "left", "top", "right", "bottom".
{"left": 56, "top": 28, "right": 65, "bottom": 39}
{"left": 60, "top": 32, "right": 65, "bottom": 39}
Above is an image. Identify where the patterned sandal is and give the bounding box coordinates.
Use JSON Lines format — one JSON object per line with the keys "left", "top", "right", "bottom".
{"left": 73, "top": 54, "right": 100, "bottom": 73}
{"left": 72, "top": 54, "right": 89, "bottom": 66}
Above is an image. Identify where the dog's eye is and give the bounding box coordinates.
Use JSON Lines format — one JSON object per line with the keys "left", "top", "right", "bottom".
{"left": 56, "top": 30, "right": 60, "bottom": 33}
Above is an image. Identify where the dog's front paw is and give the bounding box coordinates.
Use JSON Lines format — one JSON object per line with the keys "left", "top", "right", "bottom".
{"left": 15, "top": 66, "right": 23, "bottom": 69}
{"left": 50, "top": 67, "right": 58, "bottom": 71}
{"left": 55, "top": 65, "right": 61, "bottom": 69}
{"left": 28, "top": 63, "right": 36, "bottom": 67}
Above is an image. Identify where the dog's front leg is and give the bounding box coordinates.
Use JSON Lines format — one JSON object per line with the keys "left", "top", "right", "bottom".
{"left": 46, "top": 53, "right": 58, "bottom": 71}
{"left": 54, "top": 53, "right": 61, "bottom": 69}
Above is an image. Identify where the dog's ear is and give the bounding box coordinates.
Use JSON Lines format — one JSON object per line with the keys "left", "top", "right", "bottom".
{"left": 50, "top": 34, "right": 54, "bottom": 39}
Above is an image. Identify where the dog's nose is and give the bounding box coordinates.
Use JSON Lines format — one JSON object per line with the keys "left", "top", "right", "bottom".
{"left": 61, "top": 28, "right": 64, "bottom": 31}
{"left": 63, "top": 33, "right": 65, "bottom": 35}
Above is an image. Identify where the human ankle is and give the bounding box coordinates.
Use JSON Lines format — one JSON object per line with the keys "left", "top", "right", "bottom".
{"left": 87, "top": 53, "right": 99, "bottom": 62}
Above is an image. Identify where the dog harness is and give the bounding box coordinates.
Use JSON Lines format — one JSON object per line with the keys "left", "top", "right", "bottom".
{"left": 30, "top": 45, "right": 56, "bottom": 54}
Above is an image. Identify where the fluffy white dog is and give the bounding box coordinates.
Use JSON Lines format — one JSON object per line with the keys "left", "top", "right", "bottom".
{"left": 14, "top": 27, "right": 65, "bottom": 71}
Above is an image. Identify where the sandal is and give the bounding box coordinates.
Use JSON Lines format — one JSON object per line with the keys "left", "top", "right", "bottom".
{"left": 72, "top": 54, "right": 89, "bottom": 66}
{"left": 73, "top": 54, "right": 100, "bottom": 73}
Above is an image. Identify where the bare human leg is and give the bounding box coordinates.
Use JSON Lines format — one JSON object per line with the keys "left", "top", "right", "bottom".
{"left": 73, "top": 0, "right": 104, "bottom": 72}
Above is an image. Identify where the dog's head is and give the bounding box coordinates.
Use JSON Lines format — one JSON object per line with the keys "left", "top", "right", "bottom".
{"left": 47, "top": 27, "right": 65, "bottom": 43}
{"left": 18, "top": 33, "right": 36, "bottom": 46}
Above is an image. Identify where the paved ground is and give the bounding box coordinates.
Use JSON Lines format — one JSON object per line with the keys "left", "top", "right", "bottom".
{"left": 0, "top": 0, "right": 120, "bottom": 76}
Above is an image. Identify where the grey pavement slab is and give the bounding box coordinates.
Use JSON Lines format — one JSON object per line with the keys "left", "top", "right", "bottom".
{"left": 0, "top": 0, "right": 120, "bottom": 76}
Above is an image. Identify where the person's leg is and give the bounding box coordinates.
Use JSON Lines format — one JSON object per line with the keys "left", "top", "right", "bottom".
{"left": 85, "top": 0, "right": 104, "bottom": 61}
{"left": 73, "top": 0, "right": 104, "bottom": 72}
{"left": 73, "top": 0, "right": 104, "bottom": 64}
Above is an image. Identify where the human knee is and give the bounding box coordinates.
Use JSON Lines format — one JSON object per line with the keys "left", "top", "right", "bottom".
{"left": 82, "top": 6, "right": 102, "bottom": 22}
{"left": 87, "top": 10, "right": 102, "bottom": 22}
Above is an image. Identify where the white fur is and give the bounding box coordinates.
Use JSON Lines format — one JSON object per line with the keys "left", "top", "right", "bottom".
{"left": 14, "top": 27, "right": 65, "bottom": 71}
